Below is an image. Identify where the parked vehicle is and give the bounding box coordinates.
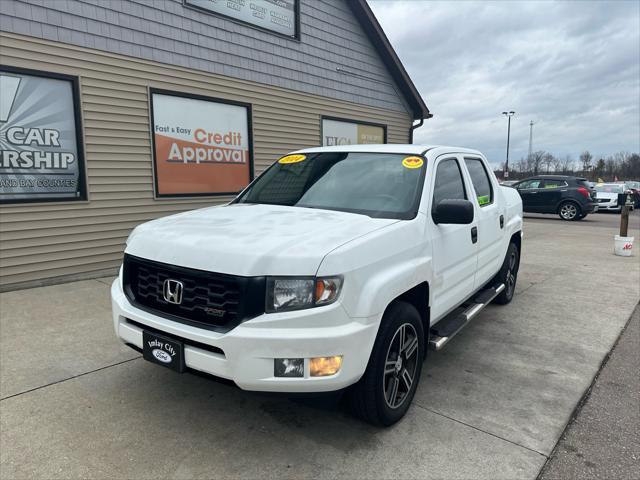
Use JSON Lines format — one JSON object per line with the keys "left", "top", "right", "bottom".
{"left": 595, "top": 183, "right": 629, "bottom": 212}
{"left": 111, "top": 145, "right": 523, "bottom": 426}
{"left": 616, "top": 181, "right": 640, "bottom": 208}
{"left": 510, "top": 175, "right": 597, "bottom": 220}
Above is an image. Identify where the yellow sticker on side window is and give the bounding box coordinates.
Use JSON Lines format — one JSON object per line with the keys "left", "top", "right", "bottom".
{"left": 278, "top": 154, "right": 306, "bottom": 164}
{"left": 477, "top": 195, "right": 490, "bottom": 206}
{"left": 402, "top": 156, "right": 424, "bottom": 169}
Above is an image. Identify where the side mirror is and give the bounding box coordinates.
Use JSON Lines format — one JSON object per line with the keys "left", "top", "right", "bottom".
{"left": 432, "top": 199, "right": 474, "bottom": 225}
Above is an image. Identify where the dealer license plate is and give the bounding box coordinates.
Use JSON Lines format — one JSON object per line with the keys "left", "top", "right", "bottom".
{"left": 142, "top": 330, "right": 185, "bottom": 373}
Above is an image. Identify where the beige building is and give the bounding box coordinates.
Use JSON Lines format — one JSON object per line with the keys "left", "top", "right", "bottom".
{"left": 0, "top": 0, "right": 430, "bottom": 291}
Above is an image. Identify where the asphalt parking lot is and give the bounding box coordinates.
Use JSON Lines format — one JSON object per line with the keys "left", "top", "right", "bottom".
{"left": 1, "top": 211, "right": 638, "bottom": 479}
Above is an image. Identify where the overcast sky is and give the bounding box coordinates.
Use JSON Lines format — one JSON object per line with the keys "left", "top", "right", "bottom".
{"left": 369, "top": 0, "right": 640, "bottom": 167}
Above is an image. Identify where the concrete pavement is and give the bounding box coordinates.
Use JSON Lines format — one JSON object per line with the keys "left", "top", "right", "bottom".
{"left": 540, "top": 305, "right": 640, "bottom": 480}
{"left": 1, "top": 211, "right": 638, "bottom": 479}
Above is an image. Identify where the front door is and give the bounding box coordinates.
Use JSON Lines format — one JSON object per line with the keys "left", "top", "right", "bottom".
{"left": 516, "top": 178, "right": 544, "bottom": 211}
{"left": 536, "top": 179, "right": 567, "bottom": 213}
{"left": 428, "top": 156, "right": 478, "bottom": 322}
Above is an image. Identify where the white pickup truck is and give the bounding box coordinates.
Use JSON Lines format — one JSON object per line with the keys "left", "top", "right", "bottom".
{"left": 111, "top": 144, "right": 523, "bottom": 425}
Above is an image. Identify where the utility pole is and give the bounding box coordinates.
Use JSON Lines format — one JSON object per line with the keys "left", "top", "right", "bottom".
{"left": 528, "top": 121, "right": 535, "bottom": 159}
{"left": 502, "top": 111, "right": 515, "bottom": 178}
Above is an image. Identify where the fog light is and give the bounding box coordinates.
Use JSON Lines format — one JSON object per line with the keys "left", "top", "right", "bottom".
{"left": 274, "top": 358, "right": 304, "bottom": 378}
{"left": 310, "top": 356, "right": 343, "bottom": 377}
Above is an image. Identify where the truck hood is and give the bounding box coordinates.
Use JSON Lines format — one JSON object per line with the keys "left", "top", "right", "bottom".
{"left": 125, "top": 203, "right": 399, "bottom": 276}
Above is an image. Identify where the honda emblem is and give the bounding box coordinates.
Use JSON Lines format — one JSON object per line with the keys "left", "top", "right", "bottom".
{"left": 163, "top": 279, "right": 183, "bottom": 305}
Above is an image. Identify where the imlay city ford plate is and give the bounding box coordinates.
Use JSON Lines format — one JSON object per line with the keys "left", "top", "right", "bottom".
{"left": 142, "top": 330, "right": 185, "bottom": 373}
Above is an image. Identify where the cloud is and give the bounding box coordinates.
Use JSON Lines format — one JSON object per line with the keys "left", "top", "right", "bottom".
{"left": 369, "top": 0, "right": 640, "bottom": 168}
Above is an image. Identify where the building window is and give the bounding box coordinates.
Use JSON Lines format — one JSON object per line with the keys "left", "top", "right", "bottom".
{"left": 184, "top": 0, "right": 300, "bottom": 39}
{"left": 0, "top": 66, "right": 87, "bottom": 204}
{"left": 321, "top": 117, "right": 387, "bottom": 146}
{"left": 150, "top": 89, "right": 253, "bottom": 198}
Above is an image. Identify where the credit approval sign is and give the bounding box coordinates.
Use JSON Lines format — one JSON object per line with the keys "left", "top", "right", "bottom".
{"left": 150, "top": 90, "right": 252, "bottom": 197}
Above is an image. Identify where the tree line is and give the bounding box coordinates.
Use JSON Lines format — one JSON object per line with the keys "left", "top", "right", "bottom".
{"left": 501, "top": 150, "right": 640, "bottom": 181}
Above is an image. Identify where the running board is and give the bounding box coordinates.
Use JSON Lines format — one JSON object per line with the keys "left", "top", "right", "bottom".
{"left": 428, "top": 283, "right": 505, "bottom": 351}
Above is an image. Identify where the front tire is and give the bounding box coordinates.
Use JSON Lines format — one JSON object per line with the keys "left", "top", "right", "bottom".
{"left": 558, "top": 201, "right": 581, "bottom": 221}
{"left": 347, "top": 302, "right": 424, "bottom": 426}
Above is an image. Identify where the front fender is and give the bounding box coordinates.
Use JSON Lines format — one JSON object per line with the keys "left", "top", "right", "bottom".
{"left": 317, "top": 216, "right": 432, "bottom": 320}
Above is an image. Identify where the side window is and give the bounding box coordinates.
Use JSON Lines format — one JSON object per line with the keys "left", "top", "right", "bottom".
{"left": 518, "top": 179, "right": 542, "bottom": 189}
{"left": 465, "top": 158, "right": 494, "bottom": 206}
{"left": 543, "top": 180, "right": 567, "bottom": 189}
{"left": 433, "top": 158, "right": 467, "bottom": 208}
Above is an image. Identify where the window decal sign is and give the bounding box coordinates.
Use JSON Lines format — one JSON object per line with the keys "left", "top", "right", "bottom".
{"left": 321, "top": 118, "right": 386, "bottom": 146}
{"left": 0, "top": 68, "right": 86, "bottom": 204}
{"left": 278, "top": 154, "right": 306, "bottom": 164}
{"left": 150, "top": 90, "right": 253, "bottom": 197}
{"left": 477, "top": 195, "right": 490, "bottom": 205}
{"left": 402, "top": 156, "right": 424, "bottom": 169}
{"left": 185, "top": 0, "right": 298, "bottom": 38}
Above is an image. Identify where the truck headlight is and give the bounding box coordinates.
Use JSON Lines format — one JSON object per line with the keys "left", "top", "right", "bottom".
{"left": 266, "top": 276, "right": 343, "bottom": 313}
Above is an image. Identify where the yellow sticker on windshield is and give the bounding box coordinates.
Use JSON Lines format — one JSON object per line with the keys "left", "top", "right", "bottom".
{"left": 278, "top": 154, "right": 306, "bottom": 164}
{"left": 402, "top": 156, "right": 424, "bottom": 169}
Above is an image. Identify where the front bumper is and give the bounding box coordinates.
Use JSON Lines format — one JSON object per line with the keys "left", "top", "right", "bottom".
{"left": 111, "top": 280, "right": 379, "bottom": 392}
{"left": 584, "top": 202, "right": 597, "bottom": 213}
{"left": 596, "top": 201, "right": 621, "bottom": 211}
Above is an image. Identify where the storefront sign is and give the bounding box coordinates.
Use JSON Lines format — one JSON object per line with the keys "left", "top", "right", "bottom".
{"left": 150, "top": 90, "right": 252, "bottom": 197}
{"left": 322, "top": 118, "right": 386, "bottom": 146}
{"left": 0, "top": 67, "right": 86, "bottom": 204}
{"left": 185, "top": 0, "right": 298, "bottom": 38}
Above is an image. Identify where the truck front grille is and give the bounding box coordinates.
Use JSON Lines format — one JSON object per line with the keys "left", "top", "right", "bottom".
{"left": 122, "top": 254, "right": 265, "bottom": 332}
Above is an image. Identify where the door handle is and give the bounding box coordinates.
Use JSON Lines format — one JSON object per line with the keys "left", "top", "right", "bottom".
{"left": 499, "top": 215, "right": 504, "bottom": 228}
{"left": 471, "top": 226, "right": 478, "bottom": 244}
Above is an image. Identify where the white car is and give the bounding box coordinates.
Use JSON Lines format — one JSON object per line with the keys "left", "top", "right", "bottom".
{"left": 111, "top": 144, "right": 523, "bottom": 425}
{"left": 595, "top": 183, "right": 626, "bottom": 212}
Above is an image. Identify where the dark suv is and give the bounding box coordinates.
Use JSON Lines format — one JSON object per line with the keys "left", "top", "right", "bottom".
{"left": 511, "top": 175, "right": 597, "bottom": 221}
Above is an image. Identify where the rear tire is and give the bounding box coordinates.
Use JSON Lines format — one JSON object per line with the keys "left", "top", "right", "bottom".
{"left": 347, "top": 301, "right": 424, "bottom": 426}
{"left": 494, "top": 242, "right": 519, "bottom": 305}
{"left": 558, "top": 201, "right": 581, "bottom": 221}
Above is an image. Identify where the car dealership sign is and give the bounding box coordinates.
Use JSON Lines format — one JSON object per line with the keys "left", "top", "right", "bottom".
{"left": 150, "top": 90, "right": 252, "bottom": 197}
{"left": 0, "top": 68, "right": 86, "bottom": 204}
{"left": 185, "top": 0, "right": 298, "bottom": 38}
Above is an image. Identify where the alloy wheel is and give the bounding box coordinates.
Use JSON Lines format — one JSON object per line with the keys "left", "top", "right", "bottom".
{"left": 560, "top": 203, "right": 577, "bottom": 220}
{"left": 383, "top": 323, "right": 419, "bottom": 409}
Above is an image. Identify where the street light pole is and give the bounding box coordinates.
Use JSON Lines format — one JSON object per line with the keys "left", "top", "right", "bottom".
{"left": 502, "top": 111, "right": 515, "bottom": 178}
{"left": 528, "top": 120, "right": 535, "bottom": 159}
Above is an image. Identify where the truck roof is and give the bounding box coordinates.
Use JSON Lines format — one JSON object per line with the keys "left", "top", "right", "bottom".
{"left": 293, "top": 144, "right": 483, "bottom": 156}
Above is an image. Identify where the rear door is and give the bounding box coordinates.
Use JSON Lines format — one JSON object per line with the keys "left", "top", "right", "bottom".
{"left": 537, "top": 178, "right": 567, "bottom": 212}
{"left": 516, "top": 178, "right": 544, "bottom": 211}
{"left": 463, "top": 156, "right": 504, "bottom": 289}
{"left": 428, "top": 156, "right": 478, "bottom": 322}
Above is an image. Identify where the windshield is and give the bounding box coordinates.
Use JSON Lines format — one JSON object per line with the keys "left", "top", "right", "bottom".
{"left": 595, "top": 184, "right": 624, "bottom": 193}
{"left": 235, "top": 152, "right": 426, "bottom": 219}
